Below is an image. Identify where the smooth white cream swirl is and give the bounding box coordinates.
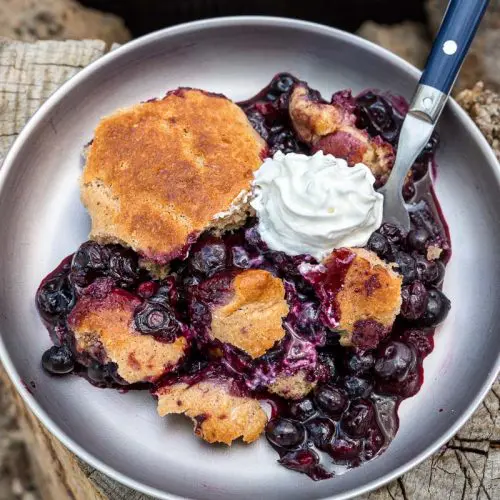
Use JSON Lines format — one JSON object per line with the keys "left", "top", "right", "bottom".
{"left": 250, "top": 151, "right": 383, "bottom": 260}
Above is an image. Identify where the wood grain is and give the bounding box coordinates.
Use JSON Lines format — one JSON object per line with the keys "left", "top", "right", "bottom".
{"left": 0, "top": 38, "right": 498, "bottom": 499}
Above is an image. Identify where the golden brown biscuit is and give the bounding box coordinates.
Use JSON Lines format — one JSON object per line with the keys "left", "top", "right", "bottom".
{"left": 67, "top": 290, "right": 187, "bottom": 383}
{"left": 333, "top": 248, "right": 402, "bottom": 349}
{"left": 268, "top": 371, "right": 317, "bottom": 400}
{"left": 156, "top": 379, "right": 267, "bottom": 445}
{"left": 210, "top": 270, "right": 289, "bottom": 358}
{"left": 289, "top": 84, "right": 394, "bottom": 182}
{"left": 82, "top": 89, "right": 267, "bottom": 263}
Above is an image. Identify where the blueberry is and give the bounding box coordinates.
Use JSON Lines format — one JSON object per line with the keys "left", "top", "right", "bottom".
{"left": 378, "top": 223, "right": 404, "bottom": 245}
{"left": 356, "top": 93, "right": 400, "bottom": 143}
{"left": 395, "top": 252, "right": 417, "bottom": 285}
{"left": 367, "top": 232, "right": 389, "bottom": 257}
{"left": 374, "top": 341, "right": 415, "bottom": 380}
{"left": 41, "top": 345, "right": 74, "bottom": 375}
{"left": 269, "top": 130, "right": 298, "bottom": 155}
{"left": 246, "top": 110, "right": 269, "bottom": 141}
{"left": 231, "top": 246, "right": 251, "bottom": 269}
{"left": 415, "top": 255, "right": 445, "bottom": 286}
{"left": 343, "top": 376, "right": 373, "bottom": 398}
{"left": 273, "top": 74, "right": 295, "bottom": 93}
{"left": 306, "top": 417, "right": 335, "bottom": 449}
{"left": 87, "top": 361, "right": 107, "bottom": 383}
{"left": 190, "top": 243, "right": 227, "bottom": 277}
{"left": 318, "top": 352, "right": 336, "bottom": 380}
{"left": 36, "top": 275, "right": 75, "bottom": 322}
{"left": 420, "top": 288, "right": 451, "bottom": 327}
{"left": 345, "top": 352, "right": 374, "bottom": 375}
{"left": 108, "top": 248, "right": 139, "bottom": 285}
{"left": 401, "top": 281, "right": 428, "bottom": 320}
{"left": 407, "top": 228, "right": 430, "bottom": 253}
{"left": 341, "top": 399, "right": 375, "bottom": 438}
{"left": 266, "top": 418, "right": 305, "bottom": 449}
{"left": 289, "top": 398, "right": 317, "bottom": 421}
{"left": 134, "top": 302, "right": 180, "bottom": 341}
{"left": 72, "top": 241, "right": 110, "bottom": 273}
{"left": 278, "top": 449, "right": 319, "bottom": 473}
{"left": 314, "top": 384, "right": 348, "bottom": 417}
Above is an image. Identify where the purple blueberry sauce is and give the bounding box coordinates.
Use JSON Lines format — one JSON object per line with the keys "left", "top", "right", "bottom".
{"left": 36, "top": 73, "right": 451, "bottom": 480}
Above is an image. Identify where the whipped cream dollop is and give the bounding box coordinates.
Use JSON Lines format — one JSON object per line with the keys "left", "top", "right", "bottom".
{"left": 250, "top": 151, "right": 383, "bottom": 260}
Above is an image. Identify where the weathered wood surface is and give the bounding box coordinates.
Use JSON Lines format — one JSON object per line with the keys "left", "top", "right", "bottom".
{"left": 0, "top": 39, "right": 499, "bottom": 500}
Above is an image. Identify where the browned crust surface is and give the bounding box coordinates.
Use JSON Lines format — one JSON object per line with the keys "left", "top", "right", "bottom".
{"left": 289, "top": 85, "right": 394, "bottom": 182}
{"left": 156, "top": 380, "right": 267, "bottom": 445}
{"left": 67, "top": 292, "right": 187, "bottom": 383}
{"left": 335, "top": 248, "right": 402, "bottom": 346}
{"left": 82, "top": 89, "right": 266, "bottom": 262}
{"left": 210, "top": 270, "right": 288, "bottom": 358}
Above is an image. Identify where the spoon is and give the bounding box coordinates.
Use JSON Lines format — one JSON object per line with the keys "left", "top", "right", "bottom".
{"left": 379, "top": 0, "right": 489, "bottom": 231}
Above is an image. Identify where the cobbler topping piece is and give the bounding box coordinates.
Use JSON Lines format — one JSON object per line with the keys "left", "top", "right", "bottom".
{"left": 81, "top": 88, "right": 267, "bottom": 264}
{"left": 289, "top": 84, "right": 394, "bottom": 182}
{"left": 268, "top": 370, "right": 317, "bottom": 400}
{"left": 209, "top": 269, "right": 289, "bottom": 358}
{"left": 67, "top": 290, "right": 187, "bottom": 383}
{"left": 156, "top": 378, "right": 267, "bottom": 445}
{"left": 303, "top": 248, "right": 402, "bottom": 349}
{"left": 251, "top": 151, "right": 383, "bottom": 259}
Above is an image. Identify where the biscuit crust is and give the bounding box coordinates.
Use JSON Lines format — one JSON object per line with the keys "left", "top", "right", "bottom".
{"left": 156, "top": 380, "right": 267, "bottom": 445}
{"left": 210, "top": 270, "right": 289, "bottom": 358}
{"left": 82, "top": 89, "right": 266, "bottom": 262}
{"left": 67, "top": 290, "right": 187, "bottom": 383}
{"left": 335, "top": 248, "right": 402, "bottom": 348}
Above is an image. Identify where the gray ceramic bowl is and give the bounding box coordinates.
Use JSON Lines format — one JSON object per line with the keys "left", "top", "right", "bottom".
{"left": 0, "top": 17, "right": 499, "bottom": 500}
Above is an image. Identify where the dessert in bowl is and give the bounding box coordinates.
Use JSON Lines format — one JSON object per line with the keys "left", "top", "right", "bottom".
{"left": 36, "top": 73, "right": 451, "bottom": 480}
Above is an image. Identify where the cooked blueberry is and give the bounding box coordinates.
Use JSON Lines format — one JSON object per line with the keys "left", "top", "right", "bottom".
{"left": 374, "top": 341, "right": 415, "bottom": 380}
{"left": 231, "top": 246, "right": 251, "bottom": 269}
{"left": 36, "top": 276, "right": 75, "bottom": 322}
{"left": 341, "top": 399, "right": 375, "bottom": 438}
{"left": 72, "top": 241, "right": 110, "bottom": 273}
{"left": 420, "top": 288, "right": 451, "bottom": 327}
{"left": 244, "top": 226, "right": 268, "bottom": 252}
{"left": 289, "top": 398, "right": 317, "bottom": 421}
{"left": 367, "top": 232, "right": 389, "bottom": 257}
{"left": 415, "top": 255, "right": 445, "bottom": 286}
{"left": 407, "top": 228, "right": 430, "bottom": 252}
{"left": 87, "top": 361, "right": 107, "bottom": 383}
{"left": 108, "top": 248, "right": 139, "bottom": 285}
{"left": 356, "top": 93, "right": 401, "bottom": 143}
{"left": 134, "top": 302, "right": 180, "bottom": 341}
{"left": 395, "top": 252, "right": 416, "bottom": 284}
{"left": 266, "top": 418, "right": 305, "bottom": 449}
{"left": 278, "top": 449, "right": 319, "bottom": 473}
{"left": 190, "top": 243, "right": 227, "bottom": 277}
{"left": 318, "top": 352, "right": 336, "bottom": 380}
{"left": 269, "top": 130, "right": 298, "bottom": 155}
{"left": 246, "top": 110, "right": 269, "bottom": 140}
{"left": 314, "top": 384, "right": 348, "bottom": 417}
{"left": 401, "top": 281, "right": 428, "bottom": 320}
{"left": 343, "top": 376, "right": 373, "bottom": 398}
{"left": 378, "top": 223, "right": 404, "bottom": 245}
{"left": 273, "top": 74, "right": 295, "bottom": 93}
{"left": 306, "top": 417, "right": 335, "bottom": 449}
{"left": 41, "top": 345, "right": 74, "bottom": 375}
{"left": 345, "top": 352, "right": 374, "bottom": 375}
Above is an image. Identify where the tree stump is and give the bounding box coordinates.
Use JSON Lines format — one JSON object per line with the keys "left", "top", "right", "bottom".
{"left": 0, "top": 39, "right": 498, "bottom": 500}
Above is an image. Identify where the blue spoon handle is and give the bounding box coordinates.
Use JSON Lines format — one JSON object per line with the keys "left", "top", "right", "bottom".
{"left": 420, "top": 0, "right": 489, "bottom": 96}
